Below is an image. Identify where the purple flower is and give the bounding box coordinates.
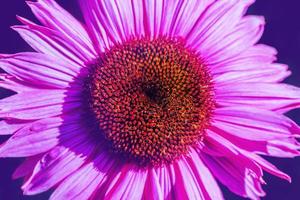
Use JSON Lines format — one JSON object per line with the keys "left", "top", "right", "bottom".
{"left": 1, "top": 0, "right": 300, "bottom": 199}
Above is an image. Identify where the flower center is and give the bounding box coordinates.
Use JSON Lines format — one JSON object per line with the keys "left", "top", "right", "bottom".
{"left": 87, "top": 38, "right": 214, "bottom": 166}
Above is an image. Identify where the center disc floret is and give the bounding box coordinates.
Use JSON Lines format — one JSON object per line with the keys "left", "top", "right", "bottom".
{"left": 88, "top": 38, "right": 214, "bottom": 166}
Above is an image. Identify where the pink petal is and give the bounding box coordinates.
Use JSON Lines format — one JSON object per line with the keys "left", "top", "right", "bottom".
{"left": 0, "top": 102, "right": 81, "bottom": 120}
{"left": 186, "top": 0, "right": 256, "bottom": 59}
{"left": 0, "top": 119, "right": 33, "bottom": 135}
{"left": 143, "top": 168, "right": 163, "bottom": 200}
{"left": 214, "top": 64, "right": 290, "bottom": 84}
{"left": 204, "top": 129, "right": 239, "bottom": 156}
{"left": 130, "top": 0, "right": 146, "bottom": 38}
{"left": 0, "top": 130, "right": 57, "bottom": 157}
{"left": 90, "top": 0, "right": 127, "bottom": 42}
{"left": 141, "top": 0, "right": 161, "bottom": 38}
{"left": 210, "top": 44, "right": 277, "bottom": 74}
{"left": 200, "top": 153, "right": 265, "bottom": 199}
{"left": 212, "top": 126, "right": 300, "bottom": 158}
{"left": 243, "top": 152, "right": 291, "bottom": 182}
{"left": 266, "top": 140, "right": 300, "bottom": 157}
{"left": 13, "top": 17, "right": 88, "bottom": 67}
{"left": 79, "top": 0, "right": 214, "bottom": 45}
{"left": 22, "top": 140, "right": 95, "bottom": 195}
{"left": 113, "top": 0, "right": 136, "bottom": 38}
{"left": 170, "top": 0, "right": 214, "bottom": 38}
{"left": 173, "top": 160, "right": 205, "bottom": 199}
{"left": 205, "top": 128, "right": 292, "bottom": 182}
{"left": 214, "top": 108, "right": 300, "bottom": 155}
{"left": 159, "top": 0, "right": 183, "bottom": 37}
{"left": 0, "top": 74, "right": 36, "bottom": 92}
{"left": 50, "top": 152, "right": 116, "bottom": 200}
{"left": 0, "top": 115, "right": 85, "bottom": 157}
{"left": 204, "top": 130, "right": 264, "bottom": 180}
{"left": 78, "top": 0, "right": 117, "bottom": 51}
{"left": 187, "top": 149, "right": 224, "bottom": 200}
{"left": 12, "top": 155, "right": 43, "bottom": 179}
{"left": 212, "top": 107, "right": 300, "bottom": 141}
{"left": 0, "top": 90, "right": 79, "bottom": 114}
{"left": 0, "top": 53, "right": 77, "bottom": 89}
{"left": 105, "top": 164, "right": 148, "bottom": 199}
{"left": 26, "top": 0, "right": 96, "bottom": 59}
{"left": 144, "top": 0, "right": 164, "bottom": 38}
{"left": 156, "top": 166, "right": 174, "bottom": 199}
{"left": 200, "top": 15, "right": 265, "bottom": 64}
{"left": 215, "top": 83, "right": 300, "bottom": 113}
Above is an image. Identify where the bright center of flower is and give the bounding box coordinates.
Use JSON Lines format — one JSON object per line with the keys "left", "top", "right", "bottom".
{"left": 88, "top": 38, "right": 214, "bottom": 166}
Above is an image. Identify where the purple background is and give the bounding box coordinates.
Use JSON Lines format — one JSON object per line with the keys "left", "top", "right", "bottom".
{"left": 0, "top": 0, "right": 300, "bottom": 199}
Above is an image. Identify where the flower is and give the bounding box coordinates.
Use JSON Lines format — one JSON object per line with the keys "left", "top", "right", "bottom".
{"left": 1, "top": 0, "right": 300, "bottom": 199}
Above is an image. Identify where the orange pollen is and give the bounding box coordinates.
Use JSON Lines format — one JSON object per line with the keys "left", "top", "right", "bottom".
{"left": 87, "top": 38, "right": 214, "bottom": 166}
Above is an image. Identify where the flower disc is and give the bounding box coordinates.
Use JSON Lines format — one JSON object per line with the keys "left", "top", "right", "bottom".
{"left": 88, "top": 38, "right": 214, "bottom": 166}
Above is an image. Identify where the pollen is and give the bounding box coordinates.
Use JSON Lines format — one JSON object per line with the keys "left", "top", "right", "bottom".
{"left": 87, "top": 38, "right": 214, "bottom": 166}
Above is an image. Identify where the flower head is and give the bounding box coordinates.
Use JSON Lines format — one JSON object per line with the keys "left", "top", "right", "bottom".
{"left": 1, "top": 0, "right": 300, "bottom": 199}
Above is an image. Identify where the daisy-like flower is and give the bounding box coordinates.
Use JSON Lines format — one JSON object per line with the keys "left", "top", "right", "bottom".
{"left": 1, "top": 0, "right": 300, "bottom": 199}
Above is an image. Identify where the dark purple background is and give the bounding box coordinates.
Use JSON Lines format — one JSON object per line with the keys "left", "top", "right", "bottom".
{"left": 0, "top": 1, "right": 300, "bottom": 199}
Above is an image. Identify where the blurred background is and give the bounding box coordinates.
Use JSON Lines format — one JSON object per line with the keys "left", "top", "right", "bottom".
{"left": 0, "top": 0, "right": 299, "bottom": 199}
